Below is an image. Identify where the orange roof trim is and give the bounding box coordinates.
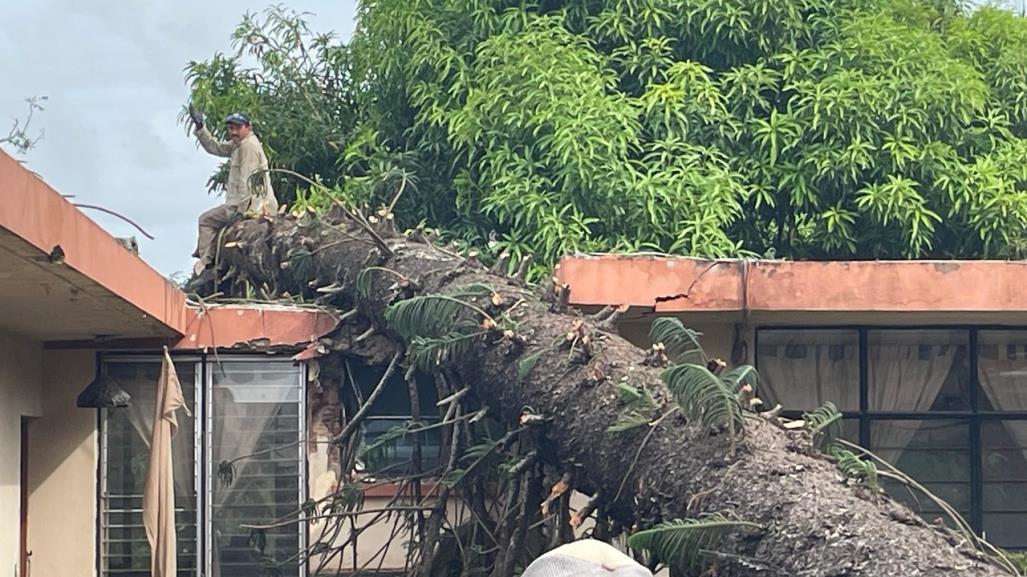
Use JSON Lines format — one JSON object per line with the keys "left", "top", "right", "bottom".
{"left": 175, "top": 305, "right": 339, "bottom": 350}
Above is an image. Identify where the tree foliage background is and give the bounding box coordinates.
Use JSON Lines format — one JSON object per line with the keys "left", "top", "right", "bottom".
{"left": 185, "top": 0, "right": 1027, "bottom": 272}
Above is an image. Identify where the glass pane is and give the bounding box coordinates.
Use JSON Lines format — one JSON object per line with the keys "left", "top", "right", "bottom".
{"left": 841, "top": 418, "right": 860, "bottom": 443}
{"left": 362, "top": 417, "right": 444, "bottom": 476}
{"left": 348, "top": 364, "right": 441, "bottom": 417}
{"left": 345, "top": 364, "right": 443, "bottom": 477}
{"left": 982, "top": 420, "right": 1027, "bottom": 549}
{"left": 871, "top": 420, "right": 970, "bottom": 526}
{"left": 210, "top": 362, "right": 303, "bottom": 577}
{"left": 102, "top": 359, "right": 198, "bottom": 577}
{"left": 868, "top": 330, "right": 970, "bottom": 411}
{"left": 756, "top": 329, "right": 860, "bottom": 411}
{"left": 983, "top": 513, "right": 1027, "bottom": 549}
{"left": 978, "top": 331, "right": 1027, "bottom": 412}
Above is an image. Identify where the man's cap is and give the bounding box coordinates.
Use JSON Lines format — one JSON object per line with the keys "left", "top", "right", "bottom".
{"left": 521, "top": 540, "right": 652, "bottom": 577}
{"left": 224, "top": 112, "right": 251, "bottom": 126}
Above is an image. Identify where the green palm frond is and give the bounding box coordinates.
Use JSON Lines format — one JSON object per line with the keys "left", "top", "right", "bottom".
{"left": 607, "top": 409, "right": 652, "bottom": 433}
{"left": 661, "top": 363, "right": 743, "bottom": 436}
{"left": 608, "top": 382, "right": 659, "bottom": 434}
{"left": 331, "top": 482, "right": 365, "bottom": 513}
{"left": 517, "top": 351, "right": 543, "bottom": 381}
{"left": 627, "top": 513, "right": 762, "bottom": 574}
{"left": 450, "top": 283, "right": 496, "bottom": 299}
{"left": 384, "top": 294, "right": 481, "bottom": 340}
{"left": 355, "top": 267, "right": 378, "bottom": 298}
{"left": 286, "top": 248, "right": 314, "bottom": 283}
{"left": 720, "top": 365, "right": 758, "bottom": 393}
{"left": 837, "top": 449, "right": 879, "bottom": 490}
{"left": 359, "top": 422, "right": 414, "bottom": 471}
{"left": 407, "top": 331, "right": 485, "bottom": 372}
{"left": 803, "top": 402, "right": 843, "bottom": 453}
{"left": 615, "top": 382, "right": 658, "bottom": 410}
{"left": 356, "top": 266, "right": 410, "bottom": 299}
{"left": 443, "top": 437, "right": 503, "bottom": 487}
{"left": 650, "top": 317, "right": 707, "bottom": 365}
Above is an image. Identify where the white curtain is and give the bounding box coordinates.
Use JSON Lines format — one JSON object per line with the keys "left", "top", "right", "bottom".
{"left": 869, "top": 342, "right": 956, "bottom": 463}
{"left": 758, "top": 333, "right": 859, "bottom": 411}
{"left": 977, "top": 340, "right": 1027, "bottom": 462}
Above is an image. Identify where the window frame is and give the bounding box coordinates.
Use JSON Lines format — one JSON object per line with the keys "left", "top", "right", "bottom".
{"left": 756, "top": 325, "right": 1027, "bottom": 545}
{"left": 97, "top": 353, "right": 308, "bottom": 577}
{"left": 98, "top": 354, "right": 204, "bottom": 577}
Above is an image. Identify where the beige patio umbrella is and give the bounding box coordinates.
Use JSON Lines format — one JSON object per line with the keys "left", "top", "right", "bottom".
{"left": 143, "top": 347, "right": 191, "bottom": 577}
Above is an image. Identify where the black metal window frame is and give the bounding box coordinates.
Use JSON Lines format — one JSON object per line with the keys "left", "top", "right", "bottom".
{"left": 755, "top": 325, "right": 1027, "bottom": 537}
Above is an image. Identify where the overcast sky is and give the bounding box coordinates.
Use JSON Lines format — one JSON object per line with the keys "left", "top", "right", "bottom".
{"left": 0, "top": 0, "right": 358, "bottom": 279}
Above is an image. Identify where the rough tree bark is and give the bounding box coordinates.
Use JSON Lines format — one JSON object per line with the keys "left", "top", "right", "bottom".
{"left": 213, "top": 212, "right": 1015, "bottom": 577}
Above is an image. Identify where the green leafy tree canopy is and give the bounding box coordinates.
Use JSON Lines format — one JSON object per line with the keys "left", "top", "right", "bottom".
{"left": 185, "top": 1, "right": 1027, "bottom": 272}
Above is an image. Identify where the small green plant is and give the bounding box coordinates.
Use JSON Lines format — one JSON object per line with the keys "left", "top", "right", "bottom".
{"left": 628, "top": 513, "right": 762, "bottom": 575}
{"left": 661, "top": 363, "right": 744, "bottom": 437}
{"left": 649, "top": 318, "right": 707, "bottom": 365}
{"left": 647, "top": 317, "right": 761, "bottom": 454}
{"left": 607, "top": 382, "right": 659, "bottom": 433}
{"left": 803, "top": 403, "right": 878, "bottom": 490}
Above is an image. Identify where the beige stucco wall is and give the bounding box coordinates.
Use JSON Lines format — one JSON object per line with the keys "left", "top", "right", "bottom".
{"left": 617, "top": 318, "right": 741, "bottom": 363}
{"left": 27, "top": 350, "right": 97, "bottom": 577}
{"left": 0, "top": 330, "right": 42, "bottom": 577}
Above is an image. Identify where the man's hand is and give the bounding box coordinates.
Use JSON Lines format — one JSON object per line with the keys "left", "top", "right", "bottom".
{"left": 188, "top": 103, "right": 204, "bottom": 130}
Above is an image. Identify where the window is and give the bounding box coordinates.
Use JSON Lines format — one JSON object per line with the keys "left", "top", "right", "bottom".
{"left": 207, "top": 361, "right": 306, "bottom": 577}
{"left": 343, "top": 364, "right": 442, "bottom": 477}
{"left": 868, "top": 330, "right": 970, "bottom": 411}
{"left": 757, "top": 329, "right": 859, "bottom": 411}
{"left": 981, "top": 421, "right": 1027, "bottom": 548}
{"left": 100, "top": 356, "right": 306, "bottom": 577}
{"left": 100, "top": 358, "right": 199, "bottom": 577}
{"left": 978, "top": 331, "right": 1027, "bottom": 548}
{"left": 756, "top": 327, "right": 1027, "bottom": 550}
{"left": 872, "top": 419, "right": 970, "bottom": 525}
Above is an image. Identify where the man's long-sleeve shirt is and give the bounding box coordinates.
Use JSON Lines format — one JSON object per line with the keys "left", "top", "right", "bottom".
{"left": 194, "top": 126, "right": 278, "bottom": 214}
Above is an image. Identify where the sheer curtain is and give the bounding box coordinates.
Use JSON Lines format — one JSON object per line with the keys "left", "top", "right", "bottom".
{"left": 868, "top": 332, "right": 959, "bottom": 463}
{"left": 757, "top": 330, "right": 860, "bottom": 411}
{"left": 977, "top": 334, "right": 1027, "bottom": 458}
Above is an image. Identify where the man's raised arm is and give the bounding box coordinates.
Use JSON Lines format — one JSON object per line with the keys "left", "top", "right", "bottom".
{"left": 189, "top": 103, "right": 233, "bottom": 157}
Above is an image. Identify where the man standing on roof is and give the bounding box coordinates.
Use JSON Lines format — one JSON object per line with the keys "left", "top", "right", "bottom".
{"left": 187, "top": 105, "right": 278, "bottom": 285}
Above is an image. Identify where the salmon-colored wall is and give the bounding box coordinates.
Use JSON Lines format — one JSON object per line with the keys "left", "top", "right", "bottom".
{"left": 174, "top": 306, "right": 338, "bottom": 350}
{"left": 27, "top": 350, "right": 97, "bottom": 577}
{"left": 558, "top": 256, "right": 742, "bottom": 311}
{"left": 558, "top": 255, "right": 1027, "bottom": 316}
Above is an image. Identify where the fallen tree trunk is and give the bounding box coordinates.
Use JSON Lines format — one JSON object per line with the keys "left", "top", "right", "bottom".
{"left": 213, "top": 212, "right": 1015, "bottom": 577}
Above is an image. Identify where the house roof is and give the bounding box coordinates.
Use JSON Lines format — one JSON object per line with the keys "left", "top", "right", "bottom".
{"left": 0, "top": 150, "right": 335, "bottom": 348}
{"left": 0, "top": 150, "right": 186, "bottom": 341}
{"left": 557, "top": 254, "right": 1027, "bottom": 324}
